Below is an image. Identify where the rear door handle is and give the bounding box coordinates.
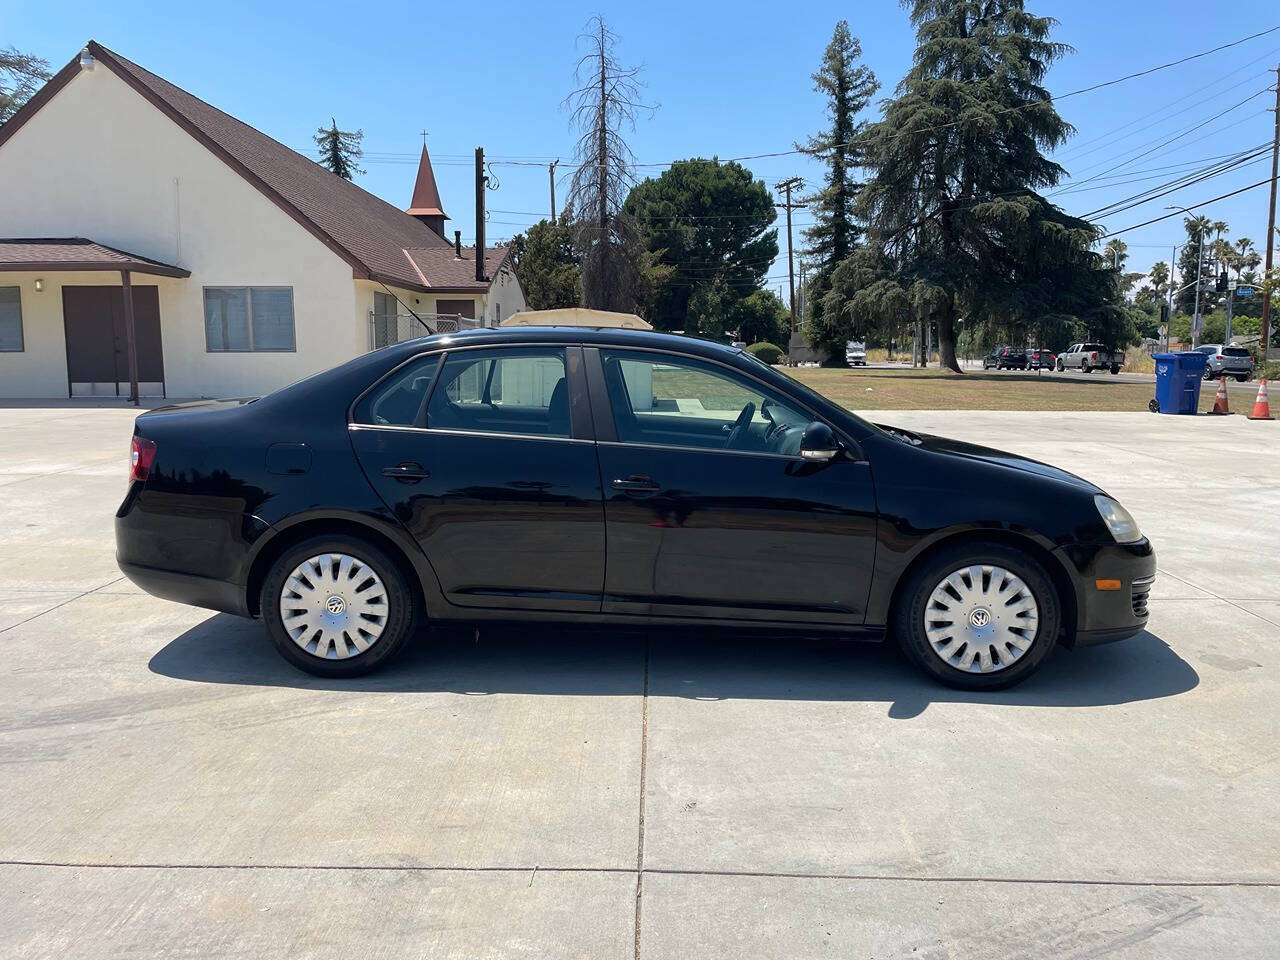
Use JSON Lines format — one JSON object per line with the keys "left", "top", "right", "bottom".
{"left": 382, "top": 461, "right": 430, "bottom": 483}
{"left": 612, "top": 475, "right": 660, "bottom": 494}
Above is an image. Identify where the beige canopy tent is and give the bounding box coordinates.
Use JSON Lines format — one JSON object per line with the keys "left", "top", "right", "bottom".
{"left": 500, "top": 308, "right": 653, "bottom": 330}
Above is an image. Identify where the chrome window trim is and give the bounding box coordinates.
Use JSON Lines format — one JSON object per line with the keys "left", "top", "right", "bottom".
{"left": 348, "top": 423, "right": 592, "bottom": 445}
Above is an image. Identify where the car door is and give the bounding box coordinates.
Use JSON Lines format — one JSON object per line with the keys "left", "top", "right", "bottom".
{"left": 349, "top": 344, "right": 605, "bottom": 613}
{"left": 585, "top": 346, "right": 878, "bottom": 625}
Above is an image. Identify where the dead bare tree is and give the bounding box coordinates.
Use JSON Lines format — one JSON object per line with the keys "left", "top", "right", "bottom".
{"left": 563, "top": 16, "right": 655, "bottom": 312}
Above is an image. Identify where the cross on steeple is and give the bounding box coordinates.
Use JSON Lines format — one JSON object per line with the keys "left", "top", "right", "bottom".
{"left": 420, "top": 129, "right": 428, "bottom": 148}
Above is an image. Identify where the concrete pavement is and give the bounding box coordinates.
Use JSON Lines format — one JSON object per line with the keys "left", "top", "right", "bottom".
{"left": 1, "top": 404, "right": 1278, "bottom": 958}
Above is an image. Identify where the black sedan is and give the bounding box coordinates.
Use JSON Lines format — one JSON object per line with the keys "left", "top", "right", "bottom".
{"left": 117, "top": 327, "right": 1154, "bottom": 690}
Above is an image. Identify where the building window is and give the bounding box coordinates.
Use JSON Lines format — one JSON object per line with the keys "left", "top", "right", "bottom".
{"left": 203, "top": 287, "right": 295, "bottom": 352}
{"left": 0, "top": 287, "right": 23, "bottom": 352}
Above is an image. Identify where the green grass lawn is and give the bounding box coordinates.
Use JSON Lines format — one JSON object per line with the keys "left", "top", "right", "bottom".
{"left": 780, "top": 366, "right": 1249, "bottom": 413}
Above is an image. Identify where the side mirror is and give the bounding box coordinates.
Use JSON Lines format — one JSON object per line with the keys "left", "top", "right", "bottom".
{"left": 800, "top": 421, "right": 840, "bottom": 461}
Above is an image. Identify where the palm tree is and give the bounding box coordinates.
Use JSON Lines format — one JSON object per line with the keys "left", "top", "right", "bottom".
{"left": 1148, "top": 260, "right": 1170, "bottom": 298}
{"left": 1104, "top": 238, "right": 1128, "bottom": 270}
{"left": 1234, "top": 237, "right": 1261, "bottom": 276}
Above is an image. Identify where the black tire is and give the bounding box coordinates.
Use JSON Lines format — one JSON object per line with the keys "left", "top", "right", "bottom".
{"left": 1055, "top": 360, "right": 1064, "bottom": 372}
{"left": 1110, "top": 365, "right": 1120, "bottom": 375}
{"left": 261, "top": 534, "right": 417, "bottom": 677}
{"left": 1203, "top": 368, "right": 1214, "bottom": 381}
{"left": 1237, "top": 374, "right": 1249, "bottom": 383}
{"left": 1080, "top": 360, "right": 1090, "bottom": 373}
{"left": 893, "top": 542, "right": 1061, "bottom": 690}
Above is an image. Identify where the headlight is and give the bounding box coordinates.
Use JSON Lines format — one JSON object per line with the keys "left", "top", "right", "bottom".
{"left": 1094, "top": 495, "right": 1142, "bottom": 544}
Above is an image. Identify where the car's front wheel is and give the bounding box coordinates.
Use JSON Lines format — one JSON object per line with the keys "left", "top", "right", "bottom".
{"left": 261, "top": 535, "right": 417, "bottom": 677}
{"left": 894, "top": 543, "right": 1060, "bottom": 690}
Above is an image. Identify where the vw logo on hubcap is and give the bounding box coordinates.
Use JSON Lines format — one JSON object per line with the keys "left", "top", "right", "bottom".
{"left": 325, "top": 595, "right": 347, "bottom": 615}
{"left": 969, "top": 608, "right": 991, "bottom": 628}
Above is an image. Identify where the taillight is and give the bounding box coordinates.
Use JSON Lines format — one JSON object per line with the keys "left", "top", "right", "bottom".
{"left": 1216, "top": 355, "right": 1223, "bottom": 361}
{"left": 130, "top": 436, "right": 156, "bottom": 483}
{"left": 1091, "top": 352, "right": 1098, "bottom": 360}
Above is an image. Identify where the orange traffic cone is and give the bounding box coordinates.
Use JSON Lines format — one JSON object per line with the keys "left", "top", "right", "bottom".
{"left": 1248, "top": 378, "right": 1273, "bottom": 420}
{"left": 1210, "top": 376, "right": 1231, "bottom": 415}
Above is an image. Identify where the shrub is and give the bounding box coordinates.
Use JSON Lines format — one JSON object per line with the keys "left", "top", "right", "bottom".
{"left": 746, "top": 341, "right": 783, "bottom": 365}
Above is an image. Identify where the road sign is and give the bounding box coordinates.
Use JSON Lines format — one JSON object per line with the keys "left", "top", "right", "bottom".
{"left": 1237, "top": 286, "right": 1254, "bottom": 298}
{"left": 1229, "top": 278, "right": 1238, "bottom": 291}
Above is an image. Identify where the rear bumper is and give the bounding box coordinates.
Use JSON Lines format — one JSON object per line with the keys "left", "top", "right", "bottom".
{"left": 117, "top": 559, "right": 250, "bottom": 617}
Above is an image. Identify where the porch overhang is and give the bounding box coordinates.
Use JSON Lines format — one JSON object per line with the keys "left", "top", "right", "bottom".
{"left": 0, "top": 238, "right": 191, "bottom": 278}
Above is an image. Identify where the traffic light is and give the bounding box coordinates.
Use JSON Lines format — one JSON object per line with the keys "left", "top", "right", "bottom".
{"left": 1159, "top": 303, "right": 1169, "bottom": 325}
{"left": 1216, "top": 272, "right": 1228, "bottom": 293}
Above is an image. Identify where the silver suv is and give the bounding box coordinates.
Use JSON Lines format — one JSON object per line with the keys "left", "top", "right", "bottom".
{"left": 1196, "top": 344, "right": 1254, "bottom": 382}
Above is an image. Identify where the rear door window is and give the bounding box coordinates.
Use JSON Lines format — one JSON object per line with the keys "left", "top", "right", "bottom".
{"left": 1223, "top": 347, "right": 1251, "bottom": 358}
{"left": 427, "top": 347, "right": 571, "bottom": 438}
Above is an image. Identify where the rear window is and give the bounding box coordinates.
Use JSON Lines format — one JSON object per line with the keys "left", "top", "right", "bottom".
{"left": 1223, "top": 347, "right": 1251, "bottom": 357}
{"left": 1084, "top": 344, "right": 1105, "bottom": 351}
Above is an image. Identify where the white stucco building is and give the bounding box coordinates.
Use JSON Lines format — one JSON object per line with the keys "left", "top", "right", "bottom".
{"left": 0, "top": 41, "right": 525, "bottom": 400}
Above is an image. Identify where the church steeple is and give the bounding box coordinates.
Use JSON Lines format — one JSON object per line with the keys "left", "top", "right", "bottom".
{"left": 407, "top": 143, "right": 448, "bottom": 237}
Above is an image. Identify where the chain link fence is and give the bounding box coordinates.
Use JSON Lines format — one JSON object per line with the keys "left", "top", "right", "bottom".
{"left": 368, "top": 310, "right": 480, "bottom": 351}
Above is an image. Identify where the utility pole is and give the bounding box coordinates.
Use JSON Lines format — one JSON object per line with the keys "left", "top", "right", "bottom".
{"left": 1166, "top": 243, "right": 1178, "bottom": 352}
{"left": 1261, "top": 64, "right": 1279, "bottom": 362}
{"left": 475, "top": 147, "right": 487, "bottom": 286}
{"left": 774, "top": 177, "right": 804, "bottom": 333}
{"left": 549, "top": 159, "right": 559, "bottom": 222}
{"left": 1193, "top": 224, "right": 1205, "bottom": 349}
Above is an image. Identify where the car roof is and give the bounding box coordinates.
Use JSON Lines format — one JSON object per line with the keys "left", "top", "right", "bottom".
{"left": 382, "top": 325, "right": 746, "bottom": 361}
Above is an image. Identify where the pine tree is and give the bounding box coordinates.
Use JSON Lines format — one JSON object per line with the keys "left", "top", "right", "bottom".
{"left": 563, "top": 16, "right": 656, "bottom": 312}
{"left": 857, "top": 0, "right": 1095, "bottom": 372}
{"left": 0, "top": 46, "right": 50, "bottom": 123}
{"left": 314, "top": 118, "right": 364, "bottom": 180}
{"left": 797, "top": 21, "right": 878, "bottom": 360}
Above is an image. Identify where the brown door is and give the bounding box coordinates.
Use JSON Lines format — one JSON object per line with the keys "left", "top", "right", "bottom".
{"left": 63, "top": 286, "right": 165, "bottom": 397}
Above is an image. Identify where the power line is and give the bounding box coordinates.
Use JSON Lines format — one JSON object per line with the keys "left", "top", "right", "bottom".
{"left": 1099, "top": 175, "right": 1278, "bottom": 238}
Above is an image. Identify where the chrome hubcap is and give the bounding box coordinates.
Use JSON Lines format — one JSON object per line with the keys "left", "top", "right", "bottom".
{"left": 279, "top": 554, "right": 388, "bottom": 660}
{"left": 925, "top": 565, "right": 1039, "bottom": 673}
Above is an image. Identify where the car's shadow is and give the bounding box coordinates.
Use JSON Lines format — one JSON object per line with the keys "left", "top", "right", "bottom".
{"left": 148, "top": 615, "right": 1199, "bottom": 719}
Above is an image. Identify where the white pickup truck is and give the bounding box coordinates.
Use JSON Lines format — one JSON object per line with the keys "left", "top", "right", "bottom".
{"left": 1056, "top": 342, "right": 1123, "bottom": 374}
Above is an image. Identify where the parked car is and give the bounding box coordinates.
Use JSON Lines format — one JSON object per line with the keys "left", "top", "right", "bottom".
{"left": 1195, "top": 344, "right": 1254, "bottom": 381}
{"left": 845, "top": 341, "right": 867, "bottom": 366}
{"left": 1026, "top": 348, "right": 1056, "bottom": 370}
{"left": 116, "top": 327, "right": 1154, "bottom": 691}
{"left": 983, "top": 346, "right": 1028, "bottom": 370}
{"left": 1057, "top": 343, "right": 1123, "bottom": 374}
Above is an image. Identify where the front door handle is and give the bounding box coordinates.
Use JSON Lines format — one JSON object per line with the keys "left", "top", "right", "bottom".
{"left": 382, "top": 461, "right": 430, "bottom": 483}
{"left": 612, "top": 475, "right": 660, "bottom": 494}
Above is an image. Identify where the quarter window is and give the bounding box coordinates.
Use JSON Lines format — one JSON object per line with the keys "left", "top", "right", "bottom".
{"left": 352, "top": 355, "right": 440, "bottom": 426}
{"left": 598, "top": 350, "right": 811, "bottom": 455}
{"left": 427, "top": 347, "right": 570, "bottom": 437}
{"left": 204, "top": 287, "right": 295, "bottom": 352}
{"left": 0, "top": 286, "right": 22, "bottom": 351}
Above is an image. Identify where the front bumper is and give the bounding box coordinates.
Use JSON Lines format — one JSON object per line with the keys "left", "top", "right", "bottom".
{"left": 1054, "top": 538, "right": 1156, "bottom": 647}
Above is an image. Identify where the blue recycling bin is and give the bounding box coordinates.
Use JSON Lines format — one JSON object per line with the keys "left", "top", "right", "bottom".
{"left": 1152, "top": 351, "right": 1208, "bottom": 415}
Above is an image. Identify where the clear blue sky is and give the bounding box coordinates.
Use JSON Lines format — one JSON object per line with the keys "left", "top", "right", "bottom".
{"left": 5, "top": 0, "right": 1279, "bottom": 289}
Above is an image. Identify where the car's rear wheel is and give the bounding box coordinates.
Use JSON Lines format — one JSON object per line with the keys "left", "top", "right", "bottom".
{"left": 894, "top": 543, "right": 1060, "bottom": 690}
{"left": 261, "top": 535, "right": 416, "bottom": 677}
{"left": 1237, "top": 374, "right": 1250, "bottom": 382}
{"left": 1055, "top": 359, "right": 1064, "bottom": 372}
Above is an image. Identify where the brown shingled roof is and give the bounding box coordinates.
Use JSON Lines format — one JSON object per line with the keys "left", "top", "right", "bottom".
{"left": 403, "top": 244, "right": 512, "bottom": 292}
{"left": 0, "top": 41, "right": 502, "bottom": 295}
{"left": 0, "top": 238, "right": 190, "bottom": 277}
